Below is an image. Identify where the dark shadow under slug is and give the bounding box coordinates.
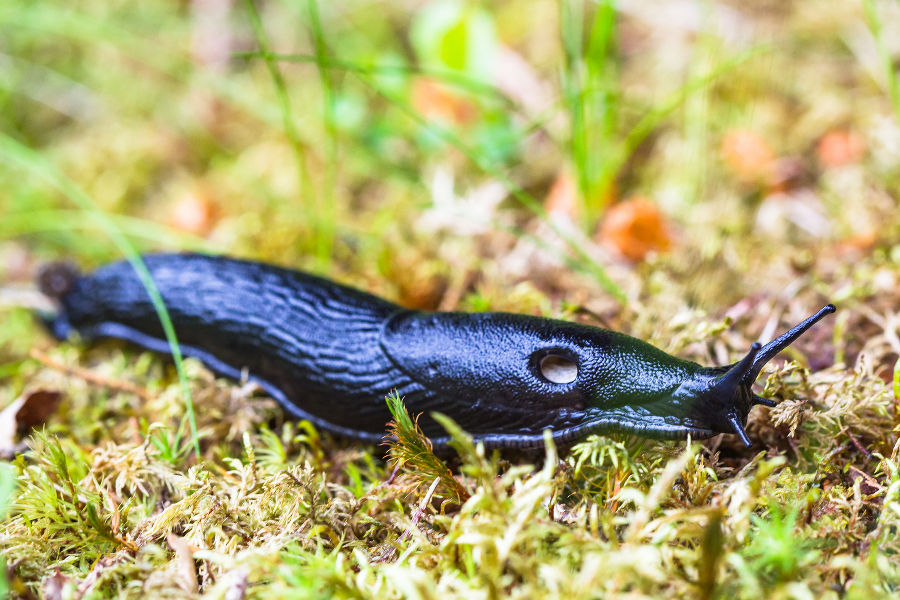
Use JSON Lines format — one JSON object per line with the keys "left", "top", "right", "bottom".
{"left": 37, "top": 254, "right": 835, "bottom": 449}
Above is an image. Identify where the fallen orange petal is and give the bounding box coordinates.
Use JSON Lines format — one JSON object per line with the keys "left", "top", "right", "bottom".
{"left": 411, "top": 78, "right": 478, "bottom": 126}
{"left": 168, "top": 189, "right": 217, "bottom": 235}
{"left": 598, "top": 196, "right": 672, "bottom": 262}
{"left": 817, "top": 129, "right": 865, "bottom": 169}
{"left": 721, "top": 129, "right": 776, "bottom": 182}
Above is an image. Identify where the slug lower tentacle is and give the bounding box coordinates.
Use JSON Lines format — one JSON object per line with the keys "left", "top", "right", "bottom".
{"left": 38, "top": 254, "right": 835, "bottom": 449}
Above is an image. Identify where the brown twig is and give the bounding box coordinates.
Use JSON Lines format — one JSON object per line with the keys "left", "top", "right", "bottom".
{"left": 29, "top": 348, "right": 152, "bottom": 401}
{"left": 842, "top": 427, "right": 873, "bottom": 460}
{"left": 383, "top": 463, "right": 401, "bottom": 487}
{"left": 373, "top": 476, "right": 441, "bottom": 563}
{"left": 399, "top": 476, "right": 441, "bottom": 543}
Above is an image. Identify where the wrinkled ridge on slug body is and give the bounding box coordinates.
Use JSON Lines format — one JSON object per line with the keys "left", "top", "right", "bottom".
{"left": 38, "top": 254, "right": 836, "bottom": 449}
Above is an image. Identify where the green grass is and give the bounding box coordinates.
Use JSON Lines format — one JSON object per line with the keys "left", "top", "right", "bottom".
{"left": 242, "top": 0, "right": 323, "bottom": 264}
{"left": 561, "top": 0, "right": 619, "bottom": 224}
{"left": 863, "top": 0, "right": 900, "bottom": 126}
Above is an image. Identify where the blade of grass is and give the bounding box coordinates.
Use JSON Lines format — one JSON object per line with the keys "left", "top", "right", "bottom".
{"left": 0, "top": 133, "right": 202, "bottom": 459}
{"left": 243, "top": 47, "right": 625, "bottom": 299}
{"left": 342, "top": 68, "right": 626, "bottom": 302}
{"left": 367, "top": 48, "right": 757, "bottom": 298}
{"left": 608, "top": 46, "right": 766, "bottom": 187}
{"left": 561, "top": 0, "right": 619, "bottom": 225}
{"left": 1, "top": 2, "right": 302, "bottom": 147}
{"left": 582, "top": 0, "right": 619, "bottom": 224}
{"left": 234, "top": 50, "right": 522, "bottom": 112}
{"left": 305, "top": 0, "right": 337, "bottom": 267}
{"left": 558, "top": 46, "right": 763, "bottom": 209}
{"left": 0, "top": 209, "right": 214, "bottom": 250}
{"left": 242, "top": 0, "right": 322, "bottom": 265}
{"left": 561, "top": 0, "right": 762, "bottom": 227}
{"left": 560, "top": 0, "right": 587, "bottom": 210}
{"left": 250, "top": 43, "right": 756, "bottom": 302}
{"left": 862, "top": 0, "right": 900, "bottom": 125}
{"left": 234, "top": 50, "right": 582, "bottom": 171}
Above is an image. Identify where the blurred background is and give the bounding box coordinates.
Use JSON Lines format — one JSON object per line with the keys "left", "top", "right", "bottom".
{"left": 1, "top": 0, "right": 899, "bottom": 370}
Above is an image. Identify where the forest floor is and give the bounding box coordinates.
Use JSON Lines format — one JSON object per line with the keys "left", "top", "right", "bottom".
{"left": 1, "top": 0, "right": 899, "bottom": 598}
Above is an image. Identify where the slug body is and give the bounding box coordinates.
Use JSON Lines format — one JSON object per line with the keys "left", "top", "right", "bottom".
{"left": 41, "top": 254, "right": 835, "bottom": 448}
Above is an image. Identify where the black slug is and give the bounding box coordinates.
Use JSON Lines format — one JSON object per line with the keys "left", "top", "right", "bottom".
{"left": 38, "top": 253, "right": 835, "bottom": 449}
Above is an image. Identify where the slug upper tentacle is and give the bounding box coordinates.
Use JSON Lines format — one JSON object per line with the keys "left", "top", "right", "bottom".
{"left": 38, "top": 253, "right": 836, "bottom": 449}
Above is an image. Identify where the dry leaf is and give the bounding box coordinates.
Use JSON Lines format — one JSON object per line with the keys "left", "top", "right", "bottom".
{"left": 224, "top": 569, "right": 249, "bottom": 600}
{"left": 847, "top": 466, "right": 882, "bottom": 496}
{"left": 834, "top": 230, "right": 878, "bottom": 258}
{"left": 598, "top": 197, "right": 672, "bottom": 262}
{"left": 412, "top": 78, "right": 477, "bottom": 126}
{"left": 15, "top": 389, "right": 63, "bottom": 431}
{"left": 42, "top": 568, "right": 70, "bottom": 600}
{"left": 721, "top": 128, "right": 775, "bottom": 182}
{"left": 166, "top": 533, "right": 199, "bottom": 594}
{"left": 0, "top": 389, "right": 63, "bottom": 457}
{"left": 168, "top": 189, "right": 217, "bottom": 235}
{"left": 817, "top": 129, "right": 865, "bottom": 169}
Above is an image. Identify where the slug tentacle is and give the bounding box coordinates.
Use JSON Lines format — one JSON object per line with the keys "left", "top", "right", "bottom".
{"left": 727, "top": 413, "right": 752, "bottom": 447}
{"left": 746, "top": 304, "right": 837, "bottom": 384}
{"left": 37, "top": 253, "right": 836, "bottom": 450}
{"left": 752, "top": 395, "right": 778, "bottom": 408}
{"left": 714, "top": 342, "right": 761, "bottom": 395}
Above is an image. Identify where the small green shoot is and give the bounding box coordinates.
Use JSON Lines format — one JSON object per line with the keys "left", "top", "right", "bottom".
{"left": 744, "top": 501, "right": 819, "bottom": 583}
{"left": 384, "top": 392, "right": 469, "bottom": 505}
{"left": 147, "top": 423, "right": 194, "bottom": 467}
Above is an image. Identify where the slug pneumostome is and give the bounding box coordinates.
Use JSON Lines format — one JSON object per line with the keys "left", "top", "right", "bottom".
{"left": 39, "top": 254, "right": 835, "bottom": 449}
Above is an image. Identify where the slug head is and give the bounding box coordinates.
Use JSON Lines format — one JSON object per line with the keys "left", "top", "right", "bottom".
{"left": 573, "top": 304, "right": 836, "bottom": 447}
{"left": 681, "top": 304, "right": 835, "bottom": 446}
{"left": 381, "top": 304, "right": 835, "bottom": 448}
{"left": 565, "top": 304, "right": 835, "bottom": 447}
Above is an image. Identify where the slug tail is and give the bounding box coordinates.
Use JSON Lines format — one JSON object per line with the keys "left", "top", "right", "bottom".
{"left": 745, "top": 304, "right": 836, "bottom": 383}
{"left": 37, "top": 262, "right": 81, "bottom": 301}
{"left": 36, "top": 261, "right": 82, "bottom": 340}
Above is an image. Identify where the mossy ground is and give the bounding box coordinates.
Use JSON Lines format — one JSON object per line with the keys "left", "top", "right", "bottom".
{"left": 1, "top": 0, "right": 900, "bottom": 598}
